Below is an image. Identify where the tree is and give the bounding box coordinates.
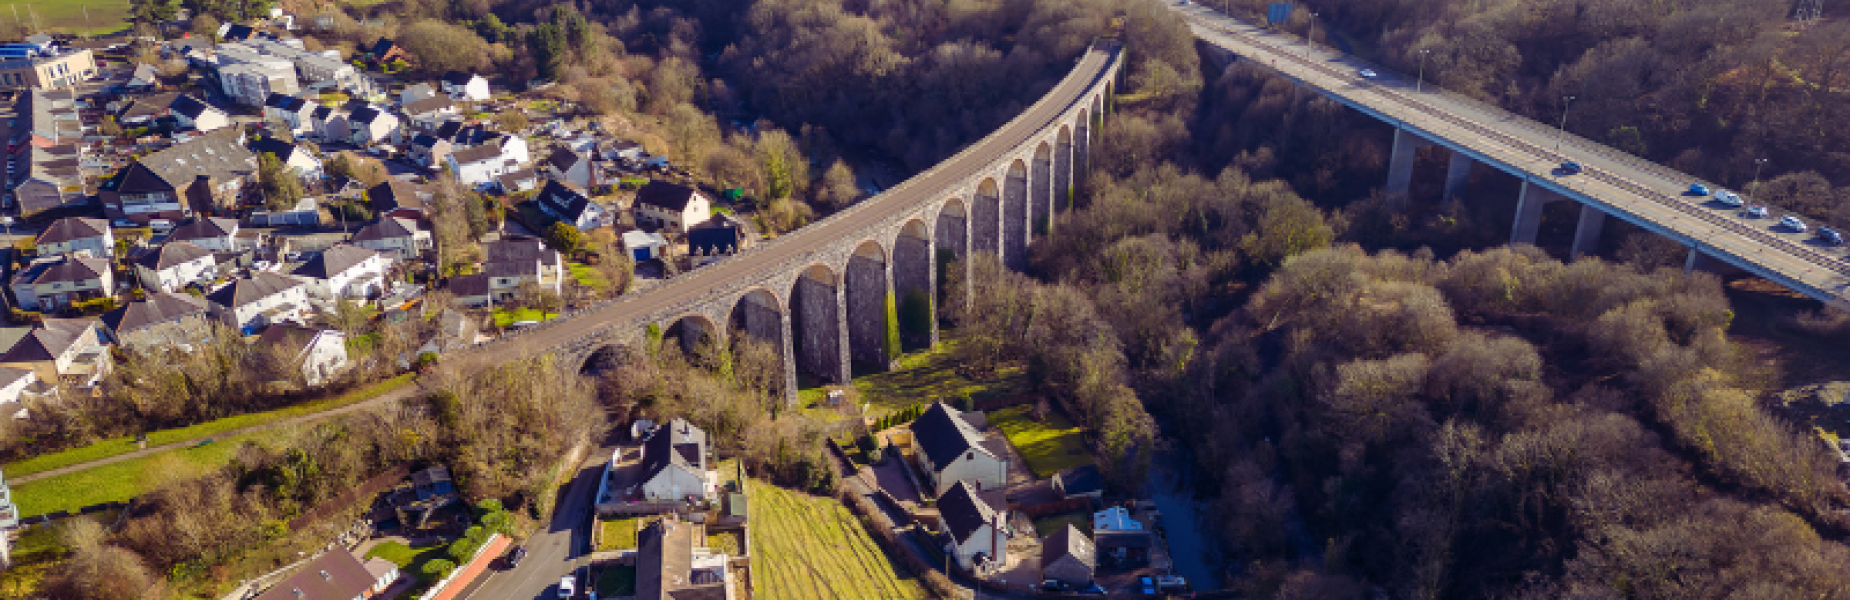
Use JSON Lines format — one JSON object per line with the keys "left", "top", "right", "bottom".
{"left": 421, "top": 558, "right": 456, "bottom": 579}
{"left": 493, "top": 110, "right": 529, "bottom": 133}
{"left": 397, "top": 20, "right": 488, "bottom": 77}
{"left": 755, "top": 128, "right": 808, "bottom": 201}
{"left": 191, "top": 14, "right": 220, "bottom": 41}
{"left": 257, "top": 152, "right": 304, "bottom": 212}
{"left": 130, "top": 0, "right": 178, "bottom": 25}
{"left": 811, "top": 159, "right": 859, "bottom": 212}
{"left": 526, "top": 23, "right": 567, "bottom": 81}
{"left": 546, "top": 222, "right": 585, "bottom": 255}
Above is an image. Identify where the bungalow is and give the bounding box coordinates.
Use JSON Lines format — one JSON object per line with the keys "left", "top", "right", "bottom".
{"left": 33, "top": 217, "right": 112, "bottom": 258}
{"left": 1040, "top": 524, "right": 1097, "bottom": 586}
{"left": 0, "top": 318, "right": 112, "bottom": 390}
{"left": 99, "top": 127, "right": 256, "bottom": 222}
{"left": 345, "top": 105, "right": 398, "bottom": 146}
{"left": 170, "top": 94, "right": 230, "bottom": 132}
{"left": 909, "top": 401, "right": 1008, "bottom": 496}
{"left": 637, "top": 517, "right": 733, "bottom": 600}
{"left": 206, "top": 271, "right": 311, "bottom": 332}
{"left": 100, "top": 292, "right": 213, "bottom": 352}
{"left": 11, "top": 253, "right": 113, "bottom": 312}
{"left": 633, "top": 181, "right": 711, "bottom": 232}
{"left": 401, "top": 95, "right": 455, "bottom": 122}
{"left": 254, "top": 324, "right": 348, "bottom": 386}
{"left": 535, "top": 178, "right": 613, "bottom": 230}
{"left": 541, "top": 147, "right": 598, "bottom": 189}
{"left": 250, "top": 136, "right": 323, "bottom": 180}
{"left": 350, "top": 217, "right": 431, "bottom": 260}
{"left": 132, "top": 241, "right": 216, "bottom": 293}
{"left": 638, "top": 418, "right": 713, "bottom": 501}
{"left": 167, "top": 217, "right": 241, "bottom": 252}
{"left": 290, "top": 243, "right": 388, "bottom": 300}
{"left": 494, "top": 168, "right": 540, "bottom": 194}
{"left": 251, "top": 550, "right": 398, "bottom": 600}
{"left": 261, "top": 93, "right": 318, "bottom": 136}
{"left": 366, "top": 180, "right": 431, "bottom": 220}
{"left": 938, "top": 480, "right": 1008, "bottom": 575}
{"left": 439, "top": 70, "right": 490, "bottom": 101}
{"left": 686, "top": 215, "right": 748, "bottom": 267}
{"left": 445, "top": 135, "right": 528, "bottom": 186}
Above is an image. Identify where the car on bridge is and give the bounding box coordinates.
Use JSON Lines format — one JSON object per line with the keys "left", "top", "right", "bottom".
{"left": 1818, "top": 227, "right": 1844, "bottom": 246}
{"left": 1558, "top": 160, "right": 1583, "bottom": 175}
{"left": 1781, "top": 215, "right": 1808, "bottom": 232}
{"left": 1686, "top": 183, "right": 1711, "bottom": 197}
{"left": 1745, "top": 204, "right": 1769, "bottom": 219}
{"left": 1714, "top": 189, "right": 1743, "bottom": 207}
{"left": 1358, "top": 68, "right": 1379, "bottom": 79}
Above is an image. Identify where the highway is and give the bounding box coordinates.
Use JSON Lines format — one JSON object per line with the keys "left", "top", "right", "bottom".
{"left": 1167, "top": 1, "right": 1850, "bottom": 308}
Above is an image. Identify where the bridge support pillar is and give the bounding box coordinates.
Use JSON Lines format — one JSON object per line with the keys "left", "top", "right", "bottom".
{"left": 893, "top": 233, "right": 938, "bottom": 349}
{"left": 1443, "top": 150, "right": 1473, "bottom": 206}
{"left": 739, "top": 292, "right": 798, "bottom": 407}
{"left": 1571, "top": 204, "right": 1607, "bottom": 261}
{"left": 1385, "top": 128, "right": 1431, "bottom": 209}
{"left": 1684, "top": 246, "right": 1702, "bottom": 275}
{"left": 847, "top": 253, "right": 896, "bottom": 372}
{"left": 1511, "top": 181, "right": 1564, "bottom": 246}
{"left": 795, "top": 273, "right": 851, "bottom": 386}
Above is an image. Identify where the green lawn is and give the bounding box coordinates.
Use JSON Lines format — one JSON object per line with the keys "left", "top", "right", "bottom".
{"left": 11, "top": 434, "right": 255, "bottom": 516}
{"left": 492, "top": 306, "right": 558, "bottom": 328}
{"left": 0, "top": 0, "right": 129, "bottom": 35}
{"left": 796, "top": 340, "right": 1030, "bottom": 421}
{"left": 748, "top": 478, "right": 927, "bottom": 600}
{"left": 5, "top": 374, "right": 415, "bottom": 478}
{"left": 990, "top": 405, "right": 1093, "bottom": 478}
{"left": 597, "top": 516, "right": 645, "bottom": 552}
{"left": 596, "top": 565, "right": 637, "bottom": 596}
{"left": 365, "top": 540, "right": 450, "bottom": 583}
{"left": 567, "top": 262, "right": 609, "bottom": 289}
{"left": 706, "top": 530, "right": 743, "bottom": 556}
{"left": 1033, "top": 512, "right": 1094, "bottom": 538}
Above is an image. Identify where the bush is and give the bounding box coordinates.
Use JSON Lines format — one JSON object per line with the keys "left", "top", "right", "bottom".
{"left": 422, "top": 558, "right": 456, "bottom": 579}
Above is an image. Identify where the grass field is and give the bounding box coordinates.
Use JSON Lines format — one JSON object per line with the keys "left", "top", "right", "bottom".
{"left": 796, "top": 340, "right": 1030, "bottom": 420}
{"left": 0, "top": 0, "right": 130, "bottom": 35}
{"left": 747, "top": 478, "right": 927, "bottom": 600}
{"left": 990, "top": 405, "right": 1093, "bottom": 478}
{"left": 11, "top": 434, "right": 255, "bottom": 516}
{"left": 5, "top": 374, "right": 415, "bottom": 479}
{"left": 567, "top": 262, "right": 610, "bottom": 289}
{"left": 492, "top": 306, "right": 558, "bottom": 328}
{"left": 365, "top": 540, "right": 450, "bottom": 583}
{"left": 597, "top": 516, "right": 645, "bottom": 552}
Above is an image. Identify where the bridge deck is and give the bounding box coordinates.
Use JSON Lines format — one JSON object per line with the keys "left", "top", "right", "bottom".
{"left": 1172, "top": 3, "right": 1850, "bottom": 308}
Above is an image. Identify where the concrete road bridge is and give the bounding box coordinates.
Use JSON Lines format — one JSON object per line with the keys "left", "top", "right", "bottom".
{"left": 1170, "top": 1, "right": 1850, "bottom": 310}
{"left": 441, "top": 41, "right": 1124, "bottom": 401}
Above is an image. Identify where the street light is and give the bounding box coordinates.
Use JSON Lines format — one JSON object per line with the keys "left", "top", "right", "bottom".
{"left": 1749, "top": 158, "right": 1769, "bottom": 203}
{"left": 1416, "top": 48, "right": 1431, "bottom": 93}
{"left": 1554, "top": 95, "right": 1576, "bottom": 152}
{"left": 1305, "top": 12, "right": 1318, "bottom": 58}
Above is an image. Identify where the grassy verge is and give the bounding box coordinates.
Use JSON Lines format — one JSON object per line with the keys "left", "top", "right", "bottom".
{"left": 11, "top": 434, "right": 256, "bottom": 516}
{"left": 597, "top": 516, "right": 645, "bottom": 552}
{"left": 5, "top": 374, "right": 415, "bottom": 478}
{"left": 990, "top": 405, "right": 1092, "bottom": 478}
{"left": 492, "top": 306, "right": 559, "bottom": 328}
{"left": 795, "top": 340, "right": 1030, "bottom": 420}
{"left": 747, "top": 478, "right": 927, "bottom": 600}
{"left": 365, "top": 540, "right": 451, "bottom": 583}
{"left": 567, "top": 262, "right": 609, "bottom": 289}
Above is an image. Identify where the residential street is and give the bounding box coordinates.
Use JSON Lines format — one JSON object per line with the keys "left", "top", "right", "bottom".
{"left": 460, "top": 439, "right": 611, "bottom": 599}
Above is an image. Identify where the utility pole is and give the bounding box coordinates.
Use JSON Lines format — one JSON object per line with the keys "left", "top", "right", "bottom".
{"left": 1749, "top": 158, "right": 1769, "bottom": 203}
{"left": 1555, "top": 95, "right": 1575, "bottom": 152}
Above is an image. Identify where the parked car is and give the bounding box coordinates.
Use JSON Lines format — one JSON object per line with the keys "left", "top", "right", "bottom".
{"left": 1078, "top": 584, "right": 1109, "bottom": 595}
{"left": 1042, "top": 580, "right": 1073, "bottom": 592}
{"left": 1819, "top": 228, "right": 1844, "bottom": 246}
{"left": 1141, "top": 576, "right": 1157, "bottom": 595}
{"left": 148, "top": 218, "right": 174, "bottom": 233}
{"left": 559, "top": 575, "right": 575, "bottom": 598}
{"left": 1687, "top": 183, "right": 1711, "bottom": 196}
{"left": 1781, "top": 214, "right": 1808, "bottom": 232}
{"left": 1358, "top": 68, "right": 1378, "bottom": 79}
{"left": 505, "top": 545, "right": 527, "bottom": 568}
{"left": 1558, "top": 160, "right": 1583, "bottom": 175}
{"left": 111, "top": 219, "right": 137, "bottom": 228}
{"left": 1714, "top": 189, "right": 1743, "bottom": 207}
{"left": 1745, "top": 204, "right": 1769, "bottom": 219}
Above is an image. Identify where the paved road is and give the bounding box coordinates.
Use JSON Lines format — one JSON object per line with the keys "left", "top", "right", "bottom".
{"left": 461, "top": 442, "right": 609, "bottom": 600}
{"left": 1167, "top": 1, "right": 1850, "bottom": 308}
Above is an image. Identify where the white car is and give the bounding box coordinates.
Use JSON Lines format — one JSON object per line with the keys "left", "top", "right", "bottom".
{"left": 1358, "top": 69, "right": 1378, "bottom": 79}
{"left": 559, "top": 575, "right": 575, "bottom": 598}
{"left": 1780, "top": 214, "right": 1808, "bottom": 232}
{"left": 1714, "top": 190, "right": 1743, "bottom": 207}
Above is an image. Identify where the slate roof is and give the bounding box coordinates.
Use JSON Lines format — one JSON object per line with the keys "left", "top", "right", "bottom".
{"left": 0, "top": 319, "right": 93, "bottom": 363}
{"left": 483, "top": 237, "right": 559, "bottom": 265}
{"left": 291, "top": 244, "right": 378, "bottom": 280}
{"left": 687, "top": 221, "right": 742, "bottom": 256}
{"left": 109, "top": 127, "right": 254, "bottom": 194}
{"left": 349, "top": 105, "right": 388, "bottom": 125}
{"left": 368, "top": 38, "right": 399, "bottom": 57}
{"left": 101, "top": 292, "right": 208, "bottom": 336}
{"left": 13, "top": 254, "right": 109, "bottom": 286}
{"left": 167, "top": 217, "right": 238, "bottom": 244}
{"left": 938, "top": 480, "right": 996, "bottom": 544}
{"left": 635, "top": 181, "right": 700, "bottom": 212}
{"left": 350, "top": 217, "right": 419, "bottom": 243}
{"left": 129, "top": 63, "right": 158, "bottom": 85}
{"left": 35, "top": 217, "right": 107, "bottom": 245}
{"left": 640, "top": 418, "right": 708, "bottom": 486}
{"left": 1042, "top": 524, "right": 1096, "bottom": 571}
{"left": 448, "top": 273, "right": 491, "bottom": 297}
{"left": 1055, "top": 465, "right": 1104, "bottom": 497}
{"left": 250, "top": 551, "right": 376, "bottom": 600}
{"left": 0, "top": 366, "right": 32, "bottom": 388}
{"left": 400, "top": 82, "right": 434, "bottom": 101}
{"left": 169, "top": 94, "right": 215, "bottom": 119}
{"left": 537, "top": 178, "right": 594, "bottom": 222}
{"left": 119, "top": 91, "right": 181, "bottom": 120}
{"left": 402, "top": 95, "right": 452, "bottom": 115}
{"left": 206, "top": 271, "right": 303, "bottom": 308}
{"left": 254, "top": 323, "right": 327, "bottom": 357}
{"left": 448, "top": 142, "right": 501, "bottom": 165}
{"left": 495, "top": 168, "right": 539, "bottom": 193}
{"left": 249, "top": 136, "right": 302, "bottom": 163}
{"left": 544, "top": 147, "right": 585, "bottom": 171}
{"left": 367, "top": 180, "right": 428, "bottom": 213}
{"left": 134, "top": 240, "right": 212, "bottom": 270}
{"left": 909, "top": 402, "right": 991, "bottom": 473}
{"left": 221, "top": 24, "right": 255, "bottom": 41}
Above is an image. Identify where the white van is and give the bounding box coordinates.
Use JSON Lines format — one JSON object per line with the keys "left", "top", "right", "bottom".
{"left": 148, "top": 219, "right": 174, "bottom": 233}
{"left": 559, "top": 575, "right": 575, "bottom": 598}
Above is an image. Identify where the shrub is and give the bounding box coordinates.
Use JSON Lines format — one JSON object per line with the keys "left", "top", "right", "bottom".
{"left": 421, "top": 558, "right": 456, "bottom": 579}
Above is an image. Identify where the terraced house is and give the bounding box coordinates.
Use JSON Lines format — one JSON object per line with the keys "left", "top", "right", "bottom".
{"left": 101, "top": 292, "right": 213, "bottom": 352}
{"left": 33, "top": 217, "right": 112, "bottom": 258}
{"left": 10, "top": 253, "right": 113, "bottom": 312}
{"left": 0, "top": 318, "right": 111, "bottom": 391}
{"left": 132, "top": 241, "right": 216, "bottom": 293}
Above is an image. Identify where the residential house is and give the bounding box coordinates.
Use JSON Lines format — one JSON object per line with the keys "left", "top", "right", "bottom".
{"left": 368, "top": 38, "right": 409, "bottom": 65}
{"left": 686, "top": 215, "right": 748, "bottom": 267}
{"left": 404, "top": 134, "right": 451, "bottom": 170}
{"left": 33, "top": 217, "right": 111, "bottom": 258}
{"left": 250, "top": 136, "right": 323, "bottom": 180}
{"left": 99, "top": 127, "right": 256, "bottom": 222}
{"left": 100, "top": 292, "right": 213, "bottom": 352}
{"left": 250, "top": 550, "right": 398, "bottom": 600}
{"left": 439, "top": 71, "right": 490, "bottom": 101}
{"left": 10, "top": 253, "right": 113, "bottom": 312}
{"left": 0, "top": 49, "right": 97, "bottom": 90}
{"left": 1051, "top": 465, "right": 1104, "bottom": 499}
{"left": 1040, "top": 524, "right": 1097, "bottom": 586}
{"left": 262, "top": 93, "right": 318, "bottom": 136}
{"left": 0, "top": 319, "right": 111, "bottom": 390}
{"left": 447, "top": 273, "right": 494, "bottom": 308}
{"left": 494, "top": 168, "right": 540, "bottom": 194}
{"left": 479, "top": 236, "right": 563, "bottom": 298}
{"left": 623, "top": 230, "right": 667, "bottom": 262}
{"left": 0, "top": 366, "right": 40, "bottom": 416}
{"left": 116, "top": 91, "right": 179, "bottom": 126}
{"left": 308, "top": 104, "right": 345, "bottom": 141}
{"left": 167, "top": 217, "right": 241, "bottom": 252}
{"left": 638, "top": 418, "right": 714, "bottom": 501}
{"left": 14, "top": 88, "right": 80, "bottom": 146}
{"left": 206, "top": 271, "right": 311, "bottom": 332}
{"left": 938, "top": 480, "right": 1008, "bottom": 575}
{"left": 535, "top": 178, "right": 613, "bottom": 230}
{"left": 1091, "top": 506, "right": 1152, "bottom": 566}
{"left": 291, "top": 243, "right": 388, "bottom": 300}
{"left": 169, "top": 94, "right": 231, "bottom": 132}
{"left": 633, "top": 181, "right": 712, "bottom": 232}
{"left": 366, "top": 180, "right": 431, "bottom": 220}
{"left": 218, "top": 60, "right": 300, "bottom": 107}
{"left": 249, "top": 197, "right": 321, "bottom": 227}
{"left": 133, "top": 241, "right": 216, "bottom": 293}
{"left": 254, "top": 324, "right": 348, "bottom": 386}
{"left": 216, "top": 23, "right": 257, "bottom": 42}
{"left": 604, "top": 139, "right": 645, "bottom": 163}
{"left": 445, "top": 135, "right": 528, "bottom": 186}
{"left": 350, "top": 217, "right": 431, "bottom": 260}
{"left": 909, "top": 401, "right": 1008, "bottom": 496}
{"left": 637, "top": 517, "right": 734, "bottom": 600}
{"left": 399, "top": 82, "right": 436, "bottom": 105}
{"left": 541, "top": 147, "right": 598, "bottom": 189}
{"left": 12, "top": 145, "right": 85, "bottom": 217}
{"left": 401, "top": 95, "right": 455, "bottom": 125}
{"left": 345, "top": 105, "right": 398, "bottom": 146}
{"left": 126, "top": 63, "right": 160, "bottom": 91}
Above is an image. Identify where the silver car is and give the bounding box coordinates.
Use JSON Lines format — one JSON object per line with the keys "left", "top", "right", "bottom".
{"left": 1780, "top": 214, "right": 1808, "bottom": 232}
{"left": 1714, "top": 190, "right": 1742, "bottom": 207}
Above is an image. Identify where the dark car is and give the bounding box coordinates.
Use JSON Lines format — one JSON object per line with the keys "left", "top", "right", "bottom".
{"left": 1078, "top": 583, "right": 1109, "bottom": 595}
{"left": 1559, "top": 160, "right": 1582, "bottom": 175}
{"left": 1818, "top": 228, "right": 1843, "bottom": 246}
{"left": 1043, "top": 580, "right": 1074, "bottom": 592}
{"left": 505, "top": 545, "right": 527, "bottom": 568}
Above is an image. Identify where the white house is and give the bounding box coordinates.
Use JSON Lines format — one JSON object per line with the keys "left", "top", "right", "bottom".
{"left": 399, "top": 82, "right": 436, "bottom": 105}
{"left": 167, "top": 217, "right": 241, "bottom": 251}
{"left": 169, "top": 94, "right": 231, "bottom": 132}
{"left": 482, "top": 236, "right": 563, "bottom": 295}
{"left": 439, "top": 71, "right": 490, "bottom": 101}
{"left": 909, "top": 401, "right": 1008, "bottom": 496}
{"left": 350, "top": 217, "right": 431, "bottom": 260}
{"left": 939, "top": 480, "right": 1008, "bottom": 574}
{"left": 535, "top": 178, "right": 613, "bottom": 230}
{"left": 254, "top": 324, "right": 348, "bottom": 386}
{"left": 633, "top": 181, "right": 712, "bottom": 232}
{"left": 218, "top": 61, "right": 300, "bottom": 107}
{"left": 345, "top": 105, "right": 398, "bottom": 146}
{"left": 11, "top": 253, "right": 113, "bottom": 312}
{"left": 0, "top": 318, "right": 112, "bottom": 390}
{"left": 290, "top": 243, "right": 389, "bottom": 300}
{"left": 133, "top": 241, "right": 216, "bottom": 293}
{"left": 445, "top": 135, "right": 527, "bottom": 186}
{"left": 205, "top": 271, "right": 311, "bottom": 332}
{"left": 250, "top": 137, "right": 323, "bottom": 180}
{"left": 33, "top": 217, "right": 112, "bottom": 258}
{"left": 638, "top": 418, "right": 714, "bottom": 501}
{"left": 261, "top": 93, "right": 318, "bottom": 136}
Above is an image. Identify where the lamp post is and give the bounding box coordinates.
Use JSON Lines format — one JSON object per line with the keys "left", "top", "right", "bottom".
{"left": 1555, "top": 95, "right": 1575, "bottom": 152}
{"left": 1306, "top": 12, "right": 1318, "bottom": 58}
{"left": 1416, "top": 48, "right": 1431, "bottom": 93}
{"left": 1749, "top": 158, "right": 1769, "bottom": 203}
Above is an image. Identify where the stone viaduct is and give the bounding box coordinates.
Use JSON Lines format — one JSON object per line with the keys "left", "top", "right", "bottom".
{"left": 450, "top": 41, "right": 1124, "bottom": 403}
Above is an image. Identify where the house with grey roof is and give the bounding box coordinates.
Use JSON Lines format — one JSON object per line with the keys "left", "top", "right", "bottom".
{"left": 1040, "top": 523, "right": 1097, "bottom": 586}
{"left": 909, "top": 401, "right": 1008, "bottom": 496}
{"left": 262, "top": 93, "right": 318, "bottom": 136}
{"left": 116, "top": 91, "right": 180, "bottom": 125}
{"left": 290, "top": 243, "right": 388, "bottom": 300}
{"left": 464, "top": 236, "right": 563, "bottom": 304}
{"left": 535, "top": 178, "right": 612, "bottom": 230}
{"left": 350, "top": 217, "right": 430, "bottom": 260}
{"left": 637, "top": 516, "right": 733, "bottom": 600}
{"left": 126, "top": 63, "right": 160, "bottom": 91}
{"left": 0, "top": 318, "right": 111, "bottom": 390}
{"left": 133, "top": 241, "right": 216, "bottom": 293}
{"left": 938, "top": 479, "right": 1008, "bottom": 575}
{"left": 101, "top": 292, "right": 212, "bottom": 352}
{"left": 206, "top": 271, "right": 311, "bottom": 332}
{"left": 167, "top": 217, "right": 242, "bottom": 252}
{"left": 169, "top": 93, "right": 231, "bottom": 132}
{"left": 542, "top": 147, "right": 598, "bottom": 189}
{"left": 399, "top": 82, "right": 435, "bottom": 105}
{"left": 10, "top": 253, "right": 113, "bottom": 312}
{"left": 405, "top": 133, "right": 452, "bottom": 170}
{"left": 439, "top": 71, "right": 489, "bottom": 101}
{"left": 98, "top": 127, "right": 255, "bottom": 223}
{"left": 33, "top": 217, "right": 111, "bottom": 258}
{"left": 344, "top": 105, "right": 398, "bottom": 146}
{"left": 446, "top": 134, "right": 528, "bottom": 186}
{"left": 250, "top": 136, "right": 323, "bottom": 180}
{"left": 638, "top": 418, "right": 713, "bottom": 501}
{"left": 366, "top": 180, "right": 432, "bottom": 220}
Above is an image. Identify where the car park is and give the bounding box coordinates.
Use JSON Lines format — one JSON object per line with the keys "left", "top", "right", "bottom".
{"left": 1687, "top": 183, "right": 1710, "bottom": 196}
{"left": 1780, "top": 214, "right": 1808, "bottom": 232}
{"left": 1745, "top": 204, "right": 1769, "bottom": 219}
{"left": 1819, "top": 228, "right": 1843, "bottom": 246}
{"left": 1358, "top": 68, "right": 1378, "bottom": 79}
{"left": 1714, "top": 190, "right": 1742, "bottom": 207}
{"left": 1559, "top": 160, "right": 1582, "bottom": 175}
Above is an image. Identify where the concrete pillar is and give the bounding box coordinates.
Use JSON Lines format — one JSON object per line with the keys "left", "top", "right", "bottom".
{"left": 1384, "top": 128, "right": 1431, "bottom": 208}
{"left": 934, "top": 209, "right": 970, "bottom": 314}
{"left": 893, "top": 233, "right": 937, "bottom": 348}
{"left": 1443, "top": 150, "right": 1473, "bottom": 206}
{"left": 1684, "top": 246, "right": 1701, "bottom": 275}
{"left": 777, "top": 308, "right": 798, "bottom": 406}
{"left": 1054, "top": 134, "right": 1073, "bottom": 212}
{"left": 1031, "top": 149, "right": 1052, "bottom": 239}
{"left": 972, "top": 186, "right": 1001, "bottom": 259}
{"left": 1004, "top": 164, "right": 1030, "bottom": 271}
{"left": 1511, "top": 182, "right": 1563, "bottom": 246}
{"left": 846, "top": 253, "right": 894, "bottom": 371}
{"left": 1571, "top": 205, "right": 1607, "bottom": 260}
{"left": 795, "top": 273, "right": 850, "bottom": 385}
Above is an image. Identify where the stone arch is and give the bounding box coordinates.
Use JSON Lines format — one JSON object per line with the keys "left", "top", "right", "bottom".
{"left": 1055, "top": 126, "right": 1073, "bottom": 212}
{"left": 1075, "top": 109, "right": 1090, "bottom": 183}
{"left": 663, "top": 313, "right": 723, "bottom": 367}
{"left": 790, "top": 263, "right": 849, "bottom": 385}
{"left": 972, "top": 177, "right": 1001, "bottom": 258}
{"left": 1003, "top": 158, "right": 1030, "bottom": 270}
{"left": 934, "top": 197, "right": 970, "bottom": 316}
{"left": 729, "top": 287, "right": 795, "bottom": 399}
{"left": 1031, "top": 141, "right": 1053, "bottom": 239}
{"left": 579, "top": 343, "right": 635, "bottom": 376}
{"left": 891, "top": 219, "right": 936, "bottom": 350}
{"left": 845, "top": 240, "right": 895, "bottom": 371}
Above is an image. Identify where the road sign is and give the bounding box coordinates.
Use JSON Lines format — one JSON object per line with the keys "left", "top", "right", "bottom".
{"left": 1266, "top": 3, "right": 1293, "bottom": 25}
